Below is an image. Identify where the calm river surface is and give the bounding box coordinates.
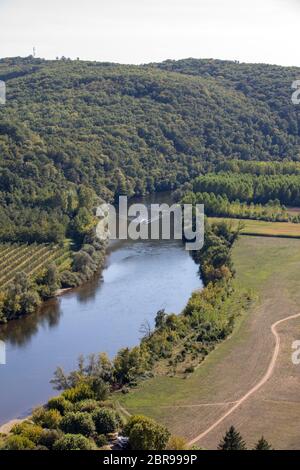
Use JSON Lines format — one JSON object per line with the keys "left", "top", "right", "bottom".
{"left": 0, "top": 196, "right": 201, "bottom": 424}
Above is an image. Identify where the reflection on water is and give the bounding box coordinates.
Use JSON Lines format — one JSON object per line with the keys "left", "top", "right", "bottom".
{"left": 0, "top": 208, "right": 202, "bottom": 424}
{"left": 0, "top": 301, "right": 62, "bottom": 348}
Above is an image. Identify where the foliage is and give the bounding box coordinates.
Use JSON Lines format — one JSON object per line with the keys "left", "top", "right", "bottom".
{"left": 94, "top": 434, "right": 108, "bottom": 448}
{"left": 38, "top": 429, "right": 63, "bottom": 450}
{"left": 182, "top": 191, "right": 289, "bottom": 222}
{"left": 92, "top": 408, "right": 119, "bottom": 435}
{"left": 2, "top": 434, "right": 36, "bottom": 450}
{"left": 59, "top": 412, "right": 96, "bottom": 437}
{"left": 47, "top": 396, "right": 73, "bottom": 415}
{"left": 1, "top": 57, "right": 299, "bottom": 246}
{"left": 51, "top": 353, "right": 113, "bottom": 392}
{"left": 32, "top": 407, "right": 62, "bottom": 429}
{"left": 124, "top": 415, "right": 170, "bottom": 450}
{"left": 11, "top": 421, "right": 44, "bottom": 444}
{"left": 73, "top": 399, "right": 101, "bottom": 414}
{"left": 166, "top": 436, "right": 188, "bottom": 450}
{"left": 254, "top": 436, "right": 273, "bottom": 450}
{"left": 62, "top": 383, "right": 95, "bottom": 403}
{"left": 218, "top": 426, "right": 247, "bottom": 450}
{"left": 52, "top": 433, "right": 95, "bottom": 450}
{"left": 192, "top": 173, "right": 300, "bottom": 210}
{"left": 113, "top": 347, "right": 149, "bottom": 385}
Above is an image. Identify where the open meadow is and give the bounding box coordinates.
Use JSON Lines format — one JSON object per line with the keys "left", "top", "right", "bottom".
{"left": 209, "top": 217, "right": 300, "bottom": 238}
{"left": 119, "top": 236, "right": 300, "bottom": 449}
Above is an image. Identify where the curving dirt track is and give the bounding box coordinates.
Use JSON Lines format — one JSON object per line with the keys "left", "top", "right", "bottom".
{"left": 188, "top": 312, "right": 300, "bottom": 447}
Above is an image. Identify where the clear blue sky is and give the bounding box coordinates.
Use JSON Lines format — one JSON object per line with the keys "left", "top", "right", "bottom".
{"left": 0, "top": 0, "right": 299, "bottom": 66}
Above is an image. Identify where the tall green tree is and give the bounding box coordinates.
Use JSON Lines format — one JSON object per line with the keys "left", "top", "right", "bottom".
{"left": 124, "top": 415, "right": 170, "bottom": 450}
{"left": 218, "top": 426, "right": 247, "bottom": 450}
{"left": 254, "top": 436, "right": 272, "bottom": 450}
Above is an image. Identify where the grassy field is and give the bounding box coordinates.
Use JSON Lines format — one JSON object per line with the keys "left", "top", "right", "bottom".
{"left": 118, "top": 236, "right": 300, "bottom": 449}
{"left": 208, "top": 217, "right": 300, "bottom": 238}
{"left": 0, "top": 243, "right": 72, "bottom": 290}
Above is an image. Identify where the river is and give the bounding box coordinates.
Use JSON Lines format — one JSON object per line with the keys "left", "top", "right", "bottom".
{"left": 0, "top": 195, "right": 202, "bottom": 424}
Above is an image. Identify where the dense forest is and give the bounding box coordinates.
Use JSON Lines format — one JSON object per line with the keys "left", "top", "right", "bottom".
{"left": 192, "top": 173, "right": 300, "bottom": 206}
{"left": 0, "top": 56, "right": 300, "bottom": 243}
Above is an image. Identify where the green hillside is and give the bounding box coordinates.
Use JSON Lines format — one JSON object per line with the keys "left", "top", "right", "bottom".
{"left": 0, "top": 57, "right": 299, "bottom": 243}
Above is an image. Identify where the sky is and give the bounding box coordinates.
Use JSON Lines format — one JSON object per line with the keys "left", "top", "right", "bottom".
{"left": 0, "top": 0, "right": 299, "bottom": 66}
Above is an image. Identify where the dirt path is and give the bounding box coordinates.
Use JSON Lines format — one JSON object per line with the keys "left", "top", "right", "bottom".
{"left": 188, "top": 312, "right": 300, "bottom": 446}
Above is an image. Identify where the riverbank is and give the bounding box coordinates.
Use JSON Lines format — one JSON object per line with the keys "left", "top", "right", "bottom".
{"left": 0, "top": 234, "right": 201, "bottom": 425}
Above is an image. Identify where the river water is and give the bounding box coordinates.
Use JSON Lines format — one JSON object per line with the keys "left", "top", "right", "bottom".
{"left": 0, "top": 196, "right": 202, "bottom": 424}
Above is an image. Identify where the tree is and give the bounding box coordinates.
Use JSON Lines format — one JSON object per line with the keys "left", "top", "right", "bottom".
{"left": 2, "top": 434, "right": 36, "bottom": 450}
{"left": 113, "top": 347, "right": 147, "bottom": 385}
{"left": 47, "top": 396, "right": 73, "bottom": 415}
{"left": 218, "top": 426, "right": 247, "bottom": 450}
{"left": 124, "top": 415, "right": 170, "bottom": 450}
{"left": 254, "top": 436, "right": 272, "bottom": 450}
{"left": 53, "top": 433, "right": 95, "bottom": 450}
{"left": 139, "top": 319, "right": 152, "bottom": 339}
{"left": 42, "top": 263, "right": 60, "bottom": 297}
{"left": 32, "top": 407, "right": 62, "bottom": 429}
{"left": 92, "top": 408, "right": 118, "bottom": 434}
{"left": 59, "top": 412, "right": 95, "bottom": 437}
{"left": 155, "top": 309, "right": 167, "bottom": 329}
{"left": 11, "top": 422, "right": 44, "bottom": 444}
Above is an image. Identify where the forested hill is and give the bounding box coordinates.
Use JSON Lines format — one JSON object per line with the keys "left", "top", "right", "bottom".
{"left": 154, "top": 58, "right": 300, "bottom": 138}
{"left": 0, "top": 56, "right": 299, "bottom": 242}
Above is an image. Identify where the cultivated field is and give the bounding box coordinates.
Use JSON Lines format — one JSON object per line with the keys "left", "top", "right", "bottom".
{"left": 119, "top": 236, "right": 300, "bottom": 450}
{"left": 0, "top": 243, "right": 71, "bottom": 290}
{"left": 209, "top": 217, "right": 300, "bottom": 238}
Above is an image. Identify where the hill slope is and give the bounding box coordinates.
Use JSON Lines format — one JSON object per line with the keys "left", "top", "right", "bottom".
{"left": 0, "top": 57, "right": 300, "bottom": 242}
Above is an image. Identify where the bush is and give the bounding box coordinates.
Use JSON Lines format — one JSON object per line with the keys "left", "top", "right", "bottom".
{"left": 3, "top": 434, "right": 36, "bottom": 450}
{"left": 62, "top": 383, "right": 94, "bottom": 403}
{"left": 124, "top": 415, "right": 170, "bottom": 450}
{"left": 39, "top": 429, "right": 63, "bottom": 450}
{"left": 73, "top": 399, "right": 100, "bottom": 413}
{"left": 90, "top": 377, "right": 110, "bottom": 401}
{"left": 95, "top": 434, "right": 108, "bottom": 448}
{"left": 92, "top": 408, "right": 118, "bottom": 435}
{"left": 60, "top": 271, "right": 80, "bottom": 288}
{"left": 60, "top": 412, "right": 95, "bottom": 437}
{"left": 53, "top": 433, "right": 95, "bottom": 450}
{"left": 32, "top": 407, "right": 62, "bottom": 429}
{"left": 11, "top": 422, "right": 44, "bottom": 444}
{"left": 47, "top": 396, "right": 73, "bottom": 415}
{"left": 166, "top": 436, "right": 188, "bottom": 450}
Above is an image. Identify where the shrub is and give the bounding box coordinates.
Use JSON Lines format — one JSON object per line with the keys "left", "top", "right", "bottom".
{"left": 62, "top": 383, "right": 94, "bottom": 403}
{"left": 53, "top": 433, "right": 95, "bottom": 450}
{"left": 47, "top": 396, "right": 73, "bottom": 415}
{"left": 3, "top": 435, "right": 36, "bottom": 450}
{"left": 60, "top": 412, "right": 95, "bottom": 437}
{"left": 39, "top": 429, "right": 63, "bottom": 450}
{"left": 92, "top": 408, "right": 118, "bottom": 435}
{"left": 124, "top": 415, "right": 170, "bottom": 450}
{"left": 90, "top": 377, "right": 110, "bottom": 401}
{"left": 60, "top": 271, "right": 80, "bottom": 288}
{"left": 73, "top": 399, "right": 100, "bottom": 413}
{"left": 95, "top": 434, "right": 108, "bottom": 448}
{"left": 32, "top": 407, "right": 62, "bottom": 429}
{"left": 11, "top": 422, "right": 44, "bottom": 444}
{"left": 166, "top": 436, "right": 188, "bottom": 450}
